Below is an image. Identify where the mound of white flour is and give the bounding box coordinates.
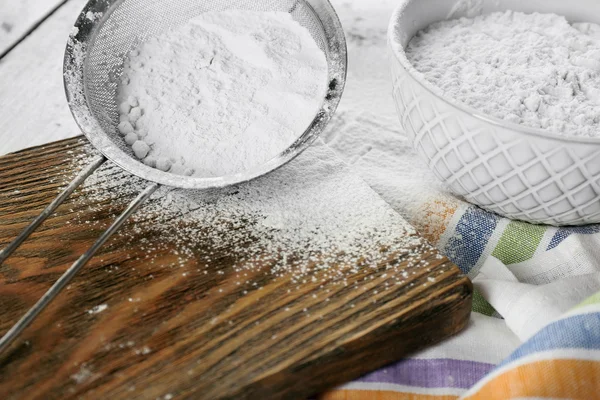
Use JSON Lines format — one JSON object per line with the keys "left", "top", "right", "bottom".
{"left": 117, "top": 11, "right": 328, "bottom": 177}
{"left": 407, "top": 11, "right": 600, "bottom": 137}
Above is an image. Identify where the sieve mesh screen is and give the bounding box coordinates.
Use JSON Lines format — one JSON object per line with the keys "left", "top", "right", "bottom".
{"left": 85, "top": 0, "right": 329, "bottom": 151}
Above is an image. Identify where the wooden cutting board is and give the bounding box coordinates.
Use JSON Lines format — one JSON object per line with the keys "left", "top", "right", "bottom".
{"left": 0, "top": 137, "right": 471, "bottom": 400}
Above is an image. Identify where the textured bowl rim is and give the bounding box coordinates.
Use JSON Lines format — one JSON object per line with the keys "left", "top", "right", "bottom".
{"left": 387, "top": 0, "right": 600, "bottom": 145}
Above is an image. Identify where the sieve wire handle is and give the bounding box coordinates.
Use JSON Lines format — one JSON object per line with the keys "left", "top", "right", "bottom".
{"left": 0, "top": 156, "right": 107, "bottom": 264}
{"left": 0, "top": 180, "right": 160, "bottom": 354}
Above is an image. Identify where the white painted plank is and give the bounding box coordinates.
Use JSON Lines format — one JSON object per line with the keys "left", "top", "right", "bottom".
{"left": 0, "top": 0, "right": 64, "bottom": 56}
{"left": 0, "top": 0, "right": 87, "bottom": 156}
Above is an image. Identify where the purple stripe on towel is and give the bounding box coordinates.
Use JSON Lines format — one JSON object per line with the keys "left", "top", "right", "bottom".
{"left": 356, "top": 358, "right": 495, "bottom": 389}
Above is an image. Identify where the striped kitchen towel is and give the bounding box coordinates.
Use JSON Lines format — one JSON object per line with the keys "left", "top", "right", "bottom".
{"left": 320, "top": 201, "right": 600, "bottom": 399}
{"left": 321, "top": 0, "right": 600, "bottom": 396}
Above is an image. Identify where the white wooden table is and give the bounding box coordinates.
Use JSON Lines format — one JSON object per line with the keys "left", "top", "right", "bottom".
{"left": 0, "top": 0, "right": 87, "bottom": 156}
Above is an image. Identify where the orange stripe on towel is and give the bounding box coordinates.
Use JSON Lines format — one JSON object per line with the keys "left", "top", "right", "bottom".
{"left": 319, "top": 389, "right": 459, "bottom": 400}
{"left": 464, "top": 359, "right": 600, "bottom": 399}
{"left": 417, "top": 199, "right": 458, "bottom": 244}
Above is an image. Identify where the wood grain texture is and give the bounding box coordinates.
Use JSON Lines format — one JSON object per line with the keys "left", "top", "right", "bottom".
{"left": 0, "top": 137, "right": 472, "bottom": 400}
{"left": 0, "top": 0, "right": 85, "bottom": 156}
{"left": 0, "top": 0, "right": 66, "bottom": 56}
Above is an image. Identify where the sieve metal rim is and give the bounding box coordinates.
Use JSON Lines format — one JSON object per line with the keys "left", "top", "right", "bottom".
{"left": 63, "top": 0, "right": 348, "bottom": 189}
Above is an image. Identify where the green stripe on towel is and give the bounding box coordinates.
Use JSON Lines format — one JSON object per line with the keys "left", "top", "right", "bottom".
{"left": 491, "top": 221, "right": 545, "bottom": 265}
{"left": 472, "top": 289, "right": 496, "bottom": 316}
{"left": 575, "top": 291, "right": 600, "bottom": 309}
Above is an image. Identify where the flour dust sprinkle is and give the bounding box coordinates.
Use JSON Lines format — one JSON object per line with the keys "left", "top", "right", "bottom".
{"left": 66, "top": 140, "right": 426, "bottom": 291}
{"left": 407, "top": 11, "right": 600, "bottom": 137}
{"left": 117, "top": 11, "right": 329, "bottom": 177}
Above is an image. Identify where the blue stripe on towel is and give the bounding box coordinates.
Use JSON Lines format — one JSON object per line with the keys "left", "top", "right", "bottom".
{"left": 547, "top": 225, "right": 600, "bottom": 250}
{"left": 443, "top": 206, "right": 499, "bottom": 274}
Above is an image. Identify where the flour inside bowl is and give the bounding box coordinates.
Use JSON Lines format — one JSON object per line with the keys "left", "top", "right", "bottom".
{"left": 406, "top": 11, "right": 600, "bottom": 137}
{"left": 116, "top": 11, "right": 328, "bottom": 177}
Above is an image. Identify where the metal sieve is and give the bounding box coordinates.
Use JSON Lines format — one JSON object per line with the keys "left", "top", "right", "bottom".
{"left": 0, "top": 0, "right": 347, "bottom": 354}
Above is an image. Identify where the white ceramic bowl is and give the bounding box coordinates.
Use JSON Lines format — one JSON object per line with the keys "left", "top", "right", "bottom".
{"left": 388, "top": 0, "right": 600, "bottom": 226}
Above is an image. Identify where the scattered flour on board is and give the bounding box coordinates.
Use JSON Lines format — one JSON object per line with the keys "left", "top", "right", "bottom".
{"left": 116, "top": 10, "right": 328, "bottom": 177}
{"left": 87, "top": 304, "right": 108, "bottom": 314}
{"left": 407, "top": 11, "right": 600, "bottom": 137}
{"left": 71, "top": 365, "right": 94, "bottom": 384}
{"left": 66, "top": 139, "right": 431, "bottom": 291}
{"left": 134, "top": 346, "right": 152, "bottom": 355}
